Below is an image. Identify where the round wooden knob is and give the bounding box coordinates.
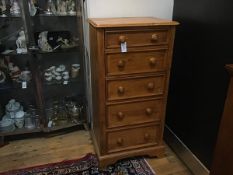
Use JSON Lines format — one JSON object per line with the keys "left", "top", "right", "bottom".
{"left": 149, "top": 57, "right": 156, "bottom": 66}
{"left": 118, "top": 60, "right": 125, "bottom": 68}
{"left": 117, "top": 138, "right": 123, "bottom": 145}
{"left": 145, "top": 108, "right": 153, "bottom": 116}
{"left": 147, "top": 82, "right": 155, "bottom": 90}
{"left": 144, "top": 133, "right": 150, "bottom": 140}
{"left": 118, "top": 86, "right": 125, "bottom": 94}
{"left": 117, "top": 112, "right": 125, "bottom": 120}
{"left": 119, "top": 35, "right": 126, "bottom": 43}
{"left": 151, "top": 34, "right": 158, "bottom": 41}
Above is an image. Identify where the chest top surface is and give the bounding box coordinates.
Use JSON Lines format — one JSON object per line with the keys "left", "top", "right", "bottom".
{"left": 88, "top": 17, "right": 179, "bottom": 28}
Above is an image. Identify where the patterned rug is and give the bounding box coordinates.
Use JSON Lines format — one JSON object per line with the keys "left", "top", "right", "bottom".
{"left": 0, "top": 154, "right": 156, "bottom": 175}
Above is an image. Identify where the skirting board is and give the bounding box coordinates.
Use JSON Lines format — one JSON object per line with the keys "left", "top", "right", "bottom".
{"left": 164, "top": 125, "right": 210, "bottom": 175}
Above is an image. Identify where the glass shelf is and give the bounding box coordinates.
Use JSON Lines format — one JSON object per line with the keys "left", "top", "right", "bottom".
{"left": 0, "top": 46, "right": 80, "bottom": 56}
{"left": 0, "top": 127, "right": 42, "bottom": 136}
{"left": 33, "top": 13, "right": 81, "bottom": 17}
{"left": 43, "top": 77, "right": 81, "bottom": 86}
{"left": 33, "top": 46, "right": 80, "bottom": 55}
{"left": 43, "top": 121, "right": 84, "bottom": 132}
{"left": 0, "top": 15, "right": 21, "bottom": 18}
{"left": 0, "top": 50, "right": 29, "bottom": 56}
{"left": 0, "top": 81, "right": 32, "bottom": 91}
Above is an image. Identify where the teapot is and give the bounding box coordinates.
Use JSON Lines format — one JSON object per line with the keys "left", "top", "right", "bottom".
{"left": 5, "top": 99, "right": 23, "bottom": 119}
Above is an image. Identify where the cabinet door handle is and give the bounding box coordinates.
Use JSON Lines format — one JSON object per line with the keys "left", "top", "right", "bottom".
{"left": 151, "top": 34, "right": 158, "bottom": 41}
{"left": 144, "top": 133, "right": 150, "bottom": 141}
{"left": 145, "top": 108, "right": 153, "bottom": 116}
{"left": 117, "top": 86, "right": 125, "bottom": 94}
{"left": 119, "top": 35, "right": 126, "bottom": 43}
{"left": 149, "top": 57, "right": 157, "bottom": 66}
{"left": 117, "top": 60, "right": 125, "bottom": 68}
{"left": 147, "top": 82, "right": 155, "bottom": 91}
{"left": 117, "top": 138, "right": 124, "bottom": 145}
{"left": 117, "top": 112, "right": 125, "bottom": 120}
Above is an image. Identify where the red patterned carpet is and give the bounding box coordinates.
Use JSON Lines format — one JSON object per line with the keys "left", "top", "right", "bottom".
{"left": 0, "top": 153, "right": 156, "bottom": 175}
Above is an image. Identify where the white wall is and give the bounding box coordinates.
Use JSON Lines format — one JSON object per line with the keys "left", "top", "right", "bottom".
{"left": 86, "top": 0, "right": 174, "bottom": 19}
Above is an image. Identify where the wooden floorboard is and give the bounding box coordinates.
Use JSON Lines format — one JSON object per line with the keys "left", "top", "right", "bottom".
{"left": 0, "top": 130, "right": 192, "bottom": 174}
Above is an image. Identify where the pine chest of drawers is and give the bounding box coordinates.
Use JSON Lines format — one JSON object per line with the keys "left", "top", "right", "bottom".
{"left": 89, "top": 17, "right": 178, "bottom": 167}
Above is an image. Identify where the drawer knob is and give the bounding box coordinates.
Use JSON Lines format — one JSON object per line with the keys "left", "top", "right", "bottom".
{"left": 144, "top": 133, "right": 150, "bottom": 140}
{"left": 119, "top": 35, "right": 126, "bottom": 43}
{"left": 145, "top": 108, "right": 153, "bottom": 116}
{"left": 151, "top": 34, "right": 158, "bottom": 41}
{"left": 147, "top": 82, "right": 155, "bottom": 91}
{"left": 118, "top": 86, "right": 125, "bottom": 94}
{"left": 117, "top": 138, "right": 124, "bottom": 146}
{"left": 117, "top": 112, "right": 125, "bottom": 120}
{"left": 118, "top": 60, "right": 125, "bottom": 68}
{"left": 149, "top": 57, "right": 157, "bottom": 66}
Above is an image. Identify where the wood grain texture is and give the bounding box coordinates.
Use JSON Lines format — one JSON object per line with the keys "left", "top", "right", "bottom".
{"left": 107, "top": 124, "right": 160, "bottom": 153}
{"left": 88, "top": 17, "right": 179, "bottom": 28}
{"left": 106, "top": 49, "right": 168, "bottom": 76}
{"left": 210, "top": 64, "right": 233, "bottom": 175}
{"left": 107, "top": 75, "right": 166, "bottom": 101}
{"left": 106, "top": 98, "right": 163, "bottom": 128}
{"left": 105, "top": 28, "right": 169, "bottom": 48}
{"left": 0, "top": 131, "right": 94, "bottom": 173}
{"left": 0, "top": 131, "right": 191, "bottom": 175}
{"left": 226, "top": 64, "right": 233, "bottom": 75}
{"left": 89, "top": 17, "right": 178, "bottom": 167}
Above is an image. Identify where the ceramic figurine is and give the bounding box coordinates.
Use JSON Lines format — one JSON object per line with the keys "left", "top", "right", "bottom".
{"left": 28, "top": 0, "right": 37, "bottom": 16}
{"left": 45, "top": 0, "right": 56, "bottom": 15}
{"left": 38, "top": 31, "right": 52, "bottom": 52}
{"left": 67, "top": 0, "right": 76, "bottom": 15}
{"left": 51, "top": 0, "right": 57, "bottom": 15}
{"left": 45, "top": 0, "right": 52, "bottom": 14}
{"left": 10, "top": 0, "right": 21, "bottom": 15}
{"left": 56, "top": 0, "right": 61, "bottom": 14}
{"left": 16, "top": 30, "right": 27, "bottom": 54}
{"left": 57, "top": 0, "right": 67, "bottom": 15}
{"left": 0, "top": 0, "right": 6, "bottom": 17}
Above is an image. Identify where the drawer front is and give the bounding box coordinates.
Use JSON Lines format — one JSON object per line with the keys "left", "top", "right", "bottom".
{"left": 106, "top": 50, "right": 168, "bottom": 76}
{"left": 107, "top": 75, "right": 166, "bottom": 101}
{"left": 107, "top": 99, "right": 163, "bottom": 128}
{"left": 107, "top": 125, "right": 160, "bottom": 153}
{"left": 105, "top": 29, "right": 169, "bottom": 49}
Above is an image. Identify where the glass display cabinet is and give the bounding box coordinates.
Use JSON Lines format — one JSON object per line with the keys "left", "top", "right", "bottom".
{"left": 0, "top": 0, "right": 86, "bottom": 145}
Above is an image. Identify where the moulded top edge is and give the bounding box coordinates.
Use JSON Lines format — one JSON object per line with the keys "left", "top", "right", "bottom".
{"left": 226, "top": 64, "right": 233, "bottom": 76}
{"left": 88, "top": 17, "right": 179, "bottom": 28}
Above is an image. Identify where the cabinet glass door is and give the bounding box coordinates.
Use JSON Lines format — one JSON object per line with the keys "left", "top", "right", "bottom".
{"left": 27, "top": 0, "right": 85, "bottom": 131}
{"left": 0, "top": 0, "right": 40, "bottom": 135}
{"left": 0, "top": 0, "right": 86, "bottom": 140}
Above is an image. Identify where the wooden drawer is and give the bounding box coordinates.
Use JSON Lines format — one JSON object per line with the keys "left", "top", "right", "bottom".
{"left": 107, "top": 75, "right": 166, "bottom": 101}
{"left": 107, "top": 125, "right": 160, "bottom": 153}
{"left": 106, "top": 49, "right": 168, "bottom": 76}
{"left": 105, "top": 28, "right": 169, "bottom": 49}
{"left": 107, "top": 99, "right": 163, "bottom": 128}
